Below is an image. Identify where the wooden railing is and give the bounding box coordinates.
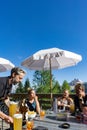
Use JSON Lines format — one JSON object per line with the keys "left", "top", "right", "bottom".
{"left": 9, "top": 93, "right": 76, "bottom": 110}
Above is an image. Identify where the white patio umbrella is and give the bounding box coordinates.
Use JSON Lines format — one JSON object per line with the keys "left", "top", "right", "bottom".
{"left": 21, "top": 47, "right": 82, "bottom": 96}
{"left": 0, "top": 57, "right": 15, "bottom": 72}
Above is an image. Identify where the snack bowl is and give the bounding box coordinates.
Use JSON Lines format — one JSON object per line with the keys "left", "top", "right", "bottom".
{"left": 26, "top": 111, "right": 36, "bottom": 119}
{"left": 56, "top": 112, "right": 67, "bottom": 121}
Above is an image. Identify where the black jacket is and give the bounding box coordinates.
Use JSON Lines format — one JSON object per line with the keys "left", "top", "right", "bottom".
{"left": 74, "top": 95, "right": 87, "bottom": 112}
{"left": 0, "top": 76, "right": 12, "bottom": 99}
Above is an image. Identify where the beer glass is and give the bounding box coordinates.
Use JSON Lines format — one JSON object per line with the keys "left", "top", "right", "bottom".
{"left": 83, "top": 114, "right": 87, "bottom": 124}
{"left": 40, "top": 110, "right": 45, "bottom": 119}
{"left": 26, "top": 119, "right": 34, "bottom": 130}
{"left": 13, "top": 114, "right": 22, "bottom": 130}
{"left": 70, "top": 103, "right": 75, "bottom": 113}
{"left": 9, "top": 101, "right": 18, "bottom": 117}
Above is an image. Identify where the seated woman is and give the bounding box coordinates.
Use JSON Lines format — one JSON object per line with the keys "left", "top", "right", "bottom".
{"left": 57, "top": 89, "right": 73, "bottom": 111}
{"left": 74, "top": 82, "right": 87, "bottom": 113}
{"left": 25, "top": 89, "right": 40, "bottom": 115}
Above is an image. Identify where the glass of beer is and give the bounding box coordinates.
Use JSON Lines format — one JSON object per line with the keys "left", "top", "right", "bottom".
{"left": 40, "top": 110, "right": 45, "bottom": 119}
{"left": 9, "top": 101, "right": 18, "bottom": 117}
{"left": 26, "top": 119, "right": 34, "bottom": 130}
{"left": 70, "top": 103, "right": 75, "bottom": 113}
{"left": 13, "top": 114, "right": 22, "bottom": 130}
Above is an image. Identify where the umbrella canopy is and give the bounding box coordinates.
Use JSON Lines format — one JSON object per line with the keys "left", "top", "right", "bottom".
{"left": 0, "top": 58, "right": 15, "bottom": 72}
{"left": 21, "top": 47, "right": 82, "bottom": 94}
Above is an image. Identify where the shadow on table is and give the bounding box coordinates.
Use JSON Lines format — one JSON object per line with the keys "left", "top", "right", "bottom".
{"left": 33, "top": 126, "right": 48, "bottom": 130}
{"left": 46, "top": 115, "right": 57, "bottom": 121}
{"left": 46, "top": 115, "right": 77, "bottom": 123}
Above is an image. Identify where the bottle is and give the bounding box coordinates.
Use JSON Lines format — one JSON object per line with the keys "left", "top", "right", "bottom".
{"left": 75, "top": 109, "right": 82, "bottom": 122}
{"left": 83, "top": 103, "right": 87, "bottom": 124}
{"left": 53, "top": 98, "right": 58, "bottom": 113}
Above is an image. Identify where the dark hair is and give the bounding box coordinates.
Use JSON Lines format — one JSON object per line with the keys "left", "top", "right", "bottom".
{"left": 75, "top": 82, "right": 85, "bottom": 92}
{"left": 11, "top": 67, "right": 26, "bottom": 76}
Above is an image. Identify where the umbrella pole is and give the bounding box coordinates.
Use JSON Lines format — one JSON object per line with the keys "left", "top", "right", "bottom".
{"left": 49, "top": 58, "right": 53, "bottom": 108}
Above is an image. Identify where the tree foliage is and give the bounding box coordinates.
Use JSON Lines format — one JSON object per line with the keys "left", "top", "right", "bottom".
{"left": 32, "top": 70, "right": 57, "bottom": 93}
{"left": 52, "top": 81, "right": 61, "bottom": 93}
{"left": 16, "top": 82, "right": 24, "bottom": 93}
{"left": 15, "top": 71, "right": 71, "bottom": 94}
{"left": 33, "top": 70, "right": 51, "bottom": 87}
{"left": 32, "top": 70, "right": 63, "bottom": 93}
{"left": 23, "top": 78, "right": 31, "bottom": 92}
{"left": 61, "top": 80, "right": 70, "bottom": 92}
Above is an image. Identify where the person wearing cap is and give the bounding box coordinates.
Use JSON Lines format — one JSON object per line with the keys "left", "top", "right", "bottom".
{"left": 0, "top": 67, "right": 26, "bottom": 123}
{"left": 74, "top": 83, "right": 87, "bottom": 113}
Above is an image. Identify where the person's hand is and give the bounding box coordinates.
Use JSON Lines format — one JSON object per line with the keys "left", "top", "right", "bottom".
{"left": 34, "top": 95, "right": 38, "bottom": 102}
{"left": 79, "top": 91, "right": 85, "bottom": 98}
{"left": 0, "top": 111, "right": 13, "bottom": 124}
{"left": 4, "top": 97, "right": 10, "bottom": 107}
{"left": 81, "top": 91, "right": 85, "bottom": 97}
{"left": 5, "top": 116, "right": 13, "bottom": 124}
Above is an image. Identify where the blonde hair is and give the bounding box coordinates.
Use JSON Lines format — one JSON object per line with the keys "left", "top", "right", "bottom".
{"left": 27, "top": 88, "right": 35, "bottom": 94}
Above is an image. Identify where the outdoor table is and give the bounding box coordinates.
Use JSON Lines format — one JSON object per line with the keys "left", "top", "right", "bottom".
{"left": 22, "top": 112, "right": 87, "bottom": 130}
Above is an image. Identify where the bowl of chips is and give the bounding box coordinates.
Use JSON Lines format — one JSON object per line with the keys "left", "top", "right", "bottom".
{"left": 56, "top": 112, "right": 67, "bottom": 121}
{"left": 26, "top": 111, "right": 36, "bottom": 119}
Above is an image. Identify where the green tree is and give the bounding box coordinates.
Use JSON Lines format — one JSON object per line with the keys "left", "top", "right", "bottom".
{"left": 23, "top": 78, "right": 31, "bottom": 93}
{"left": 36, "top": 84, "right": 52, "bottom": 93}
{"left": 52, "top": 81, "right": 61, "bottom": 93}
{"left": 33, "top": 70, "right": 50, "bottom": 86}
{"left": 61, "top": 80, "right": 70, "bottom": 92}
{"left": 32, "top": 70, "right": 55, "bottom": 93}
{"left": 16, "top": 82, "right": 24, "bottom": 93}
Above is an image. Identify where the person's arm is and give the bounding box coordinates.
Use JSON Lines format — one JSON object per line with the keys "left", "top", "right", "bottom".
{"left": 57, "top": 97, "right": 65, "bottom": 107}
{"left": 0, "top": 111, "right": 13, "bottom": 123}
{"left": 58, "top": 101, "right": 64, "bottom": 107}
{"left": 67, "top": 97, "right": 74, "bottom": 106}
{"left": 80, "top": 91, "right": 85, "bottom": 97}
{"left": 34, "top": 95, "right": 40, "bottom": 114}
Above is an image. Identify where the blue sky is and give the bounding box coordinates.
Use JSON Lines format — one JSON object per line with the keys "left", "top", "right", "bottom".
{"left": 0, "top": 0, "right": 87, "bottom": 85}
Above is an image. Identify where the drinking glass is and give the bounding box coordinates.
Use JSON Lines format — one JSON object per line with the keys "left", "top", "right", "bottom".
{"left": 70, "top": 103, "right": 75, "bottom": 113}
{"left": 40, "top": 110, "right": 45, "bottom": 119}
{"left": 13, "top": 114, "right": 22, "bottom": 130}
{"left": 26, "top": 119, "right": 34, "bottom": 130}
{"left": 9, "top": 101, "right": 18, "bottom": 117}
{"left": 83, "top": 114, "right": 87, "bottom": 124}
